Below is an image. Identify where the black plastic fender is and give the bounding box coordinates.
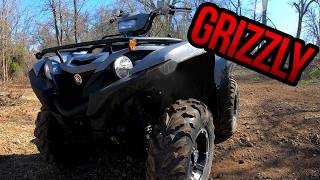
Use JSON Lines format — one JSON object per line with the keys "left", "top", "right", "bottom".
{"left": 32, "top": 59, "right": 45, "bottom": 76}
{"left": 87, "top": 60, "right": 178, "bottom": 117}
{"left": 87, "top": 42, "right": 234, "bottom": 117}
{"left": 214, "top": 55, "right": 235, "bottom": 90}
{"left": 131, "top": 42, "right": 233, "bottom": 89}
{"left": 29, "top": 70, "right": 55, "bottom": 110}
{"left": 131, "top": 42, "right": 206, "bottom": 74}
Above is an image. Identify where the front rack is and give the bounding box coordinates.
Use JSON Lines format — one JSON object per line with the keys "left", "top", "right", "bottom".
{"left": 35, "top": 37, "right": 182, "bottom": 62}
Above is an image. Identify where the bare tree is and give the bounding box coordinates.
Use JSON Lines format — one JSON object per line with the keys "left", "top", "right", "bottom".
{"left": 229, "top": 0, "right": 242, "bottom": 15}
{"left": 90, "top": 6, "right": 117, "bottom": 39}
{"left": 47, "top": 0, "right": 62, "bottom": 46}
{"left": 292, "top": 0, "right": 316, "bottom": 38}
{"left": 72, "top": 0, "right": 88, "bottom": 43}
{"left": 0, "top": 0, "right": 19, "bottom": 81}
{"left": 40, "top": 0, "right": 91, "bottom": 45}
{"left": 305, "top": 1, "right": 320, "bottom": 46}
{"left": 0, "top": 0, "right": 33, "bottom": 81}
{"left": 217, "top": 0, "right": 243, "bottom": 15}
{"left": 120, "top": 0, "right": 193, "bottom": 38}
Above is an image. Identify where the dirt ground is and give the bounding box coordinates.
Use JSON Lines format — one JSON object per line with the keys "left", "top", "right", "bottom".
{"left": 0, "top": 79, "right": 319, "bottom": 179}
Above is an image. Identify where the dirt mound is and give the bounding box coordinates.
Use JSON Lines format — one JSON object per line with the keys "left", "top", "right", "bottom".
{"left": 0, "top": 92, "right": 23, "bottom": 106}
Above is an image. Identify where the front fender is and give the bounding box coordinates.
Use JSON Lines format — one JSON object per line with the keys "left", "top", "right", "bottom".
{"left": 87, "top": 60, "right": 178, "bottom": 117}
{"left": 214, "top": 55, "right": 235, "bottom": 90}
{"left": 32, "top": 59, "right": 45, "bottom": 76}
{"left": 131, "top": 42, "right": 206, "bottom": 74}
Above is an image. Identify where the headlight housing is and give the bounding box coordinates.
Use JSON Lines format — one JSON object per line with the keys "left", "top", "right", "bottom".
{"left": 113, "top": 56, "right": 133, "bottom": 78}
{"left": 118, "top": 19, "right": 136, "bottom": 31}
{"left": 44, "top": 63, "right": 52, "bottom": 80}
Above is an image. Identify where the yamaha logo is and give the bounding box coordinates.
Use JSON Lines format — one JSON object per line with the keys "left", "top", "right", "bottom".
{"left": 74, "top": 74, "right": 82, "bottom": 85}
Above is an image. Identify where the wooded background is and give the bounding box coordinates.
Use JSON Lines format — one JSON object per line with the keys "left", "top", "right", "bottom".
{"left": 0, "top": 0, "right": 319, "bottom": 82}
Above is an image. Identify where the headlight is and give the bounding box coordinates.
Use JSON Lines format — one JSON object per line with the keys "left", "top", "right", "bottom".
{"left": 118, "top": 20, "right": 136, "bottom": 31}
{"left": 44, "top": 63, "right": 52, "bottom": 80}
{"left": 113, "top": 56, "right": 133, "bottom": 78}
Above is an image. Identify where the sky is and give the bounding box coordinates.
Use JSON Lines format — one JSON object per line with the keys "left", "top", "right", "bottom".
{"left": 20, "top": 0, "right": 299, "bottom": 37}
{"left": 21, "top": 0, "right": 113, "bottom": 10}
{"left": 263, "top": 0, "right": 298, "bottom": 37}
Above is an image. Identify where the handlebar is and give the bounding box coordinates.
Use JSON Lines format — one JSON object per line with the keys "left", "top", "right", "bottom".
{"left": 163, "top": 5, "right": 192, "bottom": 15}
{"left": 111, "top": 5, "right": 191, "bottom": 20}
{"left": 169, "top": 5, "right": 192, "bottom": 11}
{"left": 104, "top": 5, "right": 191, "bottom": 37}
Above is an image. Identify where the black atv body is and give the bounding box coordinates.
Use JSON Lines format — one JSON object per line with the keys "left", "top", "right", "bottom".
{"left": 29, "top": 4, "right": 239, "bottom": 179}
{"left": 30, "top": 37, "right": 233, "bottom": 130}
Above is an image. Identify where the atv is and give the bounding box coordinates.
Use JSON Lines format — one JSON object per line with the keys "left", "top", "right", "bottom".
{"left": 29, "top": 2, "right": 239, "bottom": 180}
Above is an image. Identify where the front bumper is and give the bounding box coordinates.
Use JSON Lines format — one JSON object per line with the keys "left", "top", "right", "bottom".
{"left": 29, "top": 60, "right": 177, "bottom": 118}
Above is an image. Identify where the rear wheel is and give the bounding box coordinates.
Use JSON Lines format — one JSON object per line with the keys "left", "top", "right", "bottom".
{"left": 146, "top": 99, "right": 215, "bottom": 180}
{"left": 215, "top": 78, "right": 239, "bottom": 143}
{"left": 34, "top": 108, "right": 90, "bottom": 167}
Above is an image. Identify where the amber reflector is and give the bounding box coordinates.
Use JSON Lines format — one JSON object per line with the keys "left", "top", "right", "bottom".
{"left": 129, "top": 39, "right": 136, "bottom": 51}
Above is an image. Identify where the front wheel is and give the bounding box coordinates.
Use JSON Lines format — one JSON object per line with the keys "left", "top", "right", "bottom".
{"left": 146, "top": 99, "right": 215, "bottom": 180}
{"left": 34, "top": 108, "right": 90, "bottom": 167}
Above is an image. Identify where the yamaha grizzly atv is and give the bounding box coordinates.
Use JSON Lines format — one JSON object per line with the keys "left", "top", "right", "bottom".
{"left": 29, "top": 2, "right": 239, "bottom": 180}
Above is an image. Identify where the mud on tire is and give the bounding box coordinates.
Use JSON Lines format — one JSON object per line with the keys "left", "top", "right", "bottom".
{"left": 34, "top": 108, "right": 89, "bottom": 167}
{"left": 146, "top": 99, "right": 215, "bottom": 180}
{"left": 215, "top": 78, "right": 239, "bottom": 144}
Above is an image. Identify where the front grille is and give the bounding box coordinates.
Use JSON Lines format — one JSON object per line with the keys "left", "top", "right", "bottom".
{"left": 54, "top": 70, "right": 94, "bottom": 107}
{"left": 71, "top": 58, "right": 96, "bottom": 66}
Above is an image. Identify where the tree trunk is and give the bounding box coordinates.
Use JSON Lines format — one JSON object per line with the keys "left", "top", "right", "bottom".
{"left": 1, "top": 0, "right": 7, "bottom": 81}
{"left": 238, "top": 0, "right": 241, "bottom": 16}
{"left": 253, "top": 0, "right": 257, "bottom": 21}
{"left": 1, "top": 0, "right": 4, "bottom": 81}
{"left": 262, "top": 0, "right": 268, "bottom": 25}
{"left": 3, "top": 34, "right": 7, "bottom": 81}
{"left": 49, "top": 0, "right": 61, "bottom": 46}
{"left": 58, "top": 0, "right": 63, "bottom": 45}
{"left": 73, "top": 0, "right": 78, "bottom": 43}
{"left": 296, "top": 15, "right": 303, "bottom": 38}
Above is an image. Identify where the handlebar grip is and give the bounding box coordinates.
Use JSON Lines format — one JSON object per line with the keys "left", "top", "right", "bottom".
{"left": 174, "top": 7, "right": 191, "bottom": 10}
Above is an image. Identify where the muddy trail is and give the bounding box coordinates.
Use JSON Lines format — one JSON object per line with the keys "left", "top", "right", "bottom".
{"left": 0, "top": 80, "right": 319, "bottom": 179}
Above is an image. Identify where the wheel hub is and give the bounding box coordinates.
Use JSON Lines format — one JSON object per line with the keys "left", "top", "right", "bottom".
{"left": 191, "top": 129, "right": 209, "bottom": 180}
{"left": 232, "top": 95, "right": 239, "bottom": 129}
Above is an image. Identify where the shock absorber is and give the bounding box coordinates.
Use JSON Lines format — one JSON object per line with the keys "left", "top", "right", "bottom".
{"left": 144, "top": 123, "right": 153, "bottom": 150}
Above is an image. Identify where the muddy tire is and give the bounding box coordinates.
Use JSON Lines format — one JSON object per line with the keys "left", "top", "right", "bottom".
{"left": 34, "top": 108, "right": 89, "bottom": 167}
{"left": 215, "top": 78, "right": 239, "bottom": 144}
{"left": 146, "top": 99, "right": 215, "bottom": 180}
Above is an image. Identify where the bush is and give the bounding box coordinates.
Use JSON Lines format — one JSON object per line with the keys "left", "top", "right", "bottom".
{"left": 301, "top": 56, "right": 320, "bottom": 80}
{"left": 308, "top": 65, "right": 320, "bottom": 79}
{"left": 10, "top": 61, "right": 20, "bottom": 74}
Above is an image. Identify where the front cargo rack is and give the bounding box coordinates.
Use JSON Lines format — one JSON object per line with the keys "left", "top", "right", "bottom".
{"left": 35, "top": 37, "right": 182, "bottom": 62}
